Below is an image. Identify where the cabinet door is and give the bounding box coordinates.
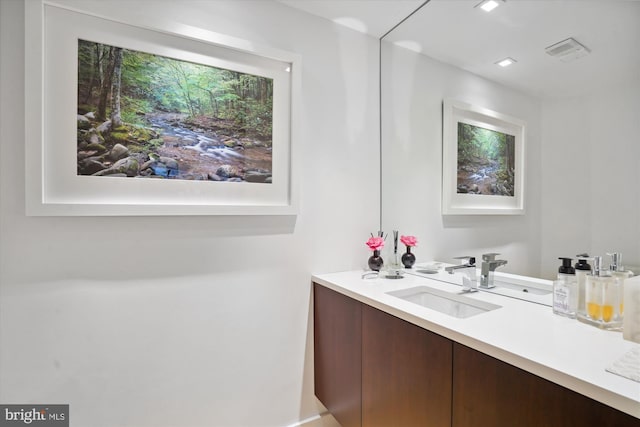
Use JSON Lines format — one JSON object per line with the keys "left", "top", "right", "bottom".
{"left": 314, "top": 284, "right": 362, "bottom": 427}
{"left": 362, "top": 305, "right": 453, "bottom": 427}
{"left": 452, "top": 343, "right": 640, "bottom": 427}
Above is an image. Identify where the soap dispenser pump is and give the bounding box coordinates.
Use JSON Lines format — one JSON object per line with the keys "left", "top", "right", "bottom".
{"left": 608, "top": 252, "right": 622, "bottom": 272}
{"left": 558, "top": 257, "right": 576, "bottom": 278}
{"left": 607, "top": 252, "right": 633, "bottom": 277}
{"left": 553, "top": 257, "right": 577, "bottom": 318}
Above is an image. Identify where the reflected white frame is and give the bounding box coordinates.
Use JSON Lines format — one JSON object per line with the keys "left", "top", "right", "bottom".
{"left": 25, "top": 0, "right": 300, "bottom": 216}
{"left": 442, "top": 99, "right": 525, "bottom": 215}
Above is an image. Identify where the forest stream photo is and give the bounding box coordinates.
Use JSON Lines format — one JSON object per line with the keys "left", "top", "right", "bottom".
{"left": 456, "top": 122, "right": 515, "bottom": 197}
{"left": 76, "top": 39, "right": 274, "bottom": 184}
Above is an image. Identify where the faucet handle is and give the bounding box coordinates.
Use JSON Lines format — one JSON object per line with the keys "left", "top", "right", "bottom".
{"left": 453, "top": 256, "right": 476, "bottom": 265}
{"left": 482, "top": 253, "right": 500, "bottom": 261}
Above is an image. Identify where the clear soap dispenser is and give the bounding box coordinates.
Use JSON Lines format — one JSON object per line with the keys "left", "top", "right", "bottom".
{"left": 584, "top": 256, "right": 621, "bottom": 330}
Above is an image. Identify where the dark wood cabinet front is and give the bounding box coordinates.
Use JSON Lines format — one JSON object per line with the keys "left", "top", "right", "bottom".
{"left": 362, "top": 304, "right": 452, "bottom": 427}
{"left": 314, "top": 284, "right": 362, "bottom": 427}
{"left": 452, "top": 343, "right": 640, "bottom": 427}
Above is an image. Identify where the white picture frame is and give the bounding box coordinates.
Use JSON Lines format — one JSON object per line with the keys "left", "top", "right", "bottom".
{"left": 25, "top": 0, "right": 300, "bottom": 216}
{"left": 442, "top": 99, "right": 525, "bottom": 215}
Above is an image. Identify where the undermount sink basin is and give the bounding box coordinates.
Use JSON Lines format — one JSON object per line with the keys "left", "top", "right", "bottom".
{"left": 387, "top": 286, "right": 501, "bottom": 319}
{"left": 493, "top": 280, "right": 552, "bottom": 295}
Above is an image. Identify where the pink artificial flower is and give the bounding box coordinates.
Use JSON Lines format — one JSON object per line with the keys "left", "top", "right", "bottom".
{"left": 400, "top": 235, "right": 418, "bottom": 247}
{"left": 366, "top": 237, "right": 385, "bottom": 251}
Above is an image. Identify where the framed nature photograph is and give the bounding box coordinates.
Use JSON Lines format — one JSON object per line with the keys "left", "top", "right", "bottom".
{"left": 442, "top": 99, "right": 525, "bottom": 215}
{"left": 25, "top": 1, "right": 300, "bottom": 216}
{"left": 76, "top": 39, "right": 275, "bottom": 184}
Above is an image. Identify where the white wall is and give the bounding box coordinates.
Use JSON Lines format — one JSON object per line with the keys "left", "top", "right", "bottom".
{"left": 381, "top": 43, "right": 542, "bottom": 277}
{"left": 540, "top": 83, "right": 640, "bottom": 277}
{"left": 0, "top": 1, "right": 379, "bottom": 426}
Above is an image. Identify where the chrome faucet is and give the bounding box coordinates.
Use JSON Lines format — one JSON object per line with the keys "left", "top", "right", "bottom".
{"left": 445, "top": 256, "right": 478, "bottom": 293}
{"left": 480, "top": 253, "right": 507, "bottom": 288}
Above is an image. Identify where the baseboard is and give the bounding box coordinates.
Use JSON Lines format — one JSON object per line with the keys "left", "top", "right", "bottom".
{"left": 285, "top": 412, "right": 340, "bottom": 427}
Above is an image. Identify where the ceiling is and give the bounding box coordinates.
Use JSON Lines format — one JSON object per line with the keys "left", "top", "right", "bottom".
{"left": 278, "top": 0, "right": 640, "bottom": 99}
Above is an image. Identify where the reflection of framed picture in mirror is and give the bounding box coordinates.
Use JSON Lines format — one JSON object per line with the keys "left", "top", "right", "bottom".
{"left": 442, "top": 99, "right": 525, "bottom": 215}
{"left": 25, "top": 0, "right": 300, "bottom": 216}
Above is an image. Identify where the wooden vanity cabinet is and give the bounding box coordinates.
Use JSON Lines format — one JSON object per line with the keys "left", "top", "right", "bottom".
{"left": 314, "top": 283, "right": 639, "bottom": 427}
{"left": 452, "top": 343, "right": 640, "bottom": 427}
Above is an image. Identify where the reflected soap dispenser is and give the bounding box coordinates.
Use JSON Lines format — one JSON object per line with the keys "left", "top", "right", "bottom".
{"left": 608, "top": 252, "right": 633, "bottom": 327}
{"left": 553, "top": 257, "right": 577, "bottom": 318}
{"left": 575, "top": 254, "right": 592, "bottom": 323}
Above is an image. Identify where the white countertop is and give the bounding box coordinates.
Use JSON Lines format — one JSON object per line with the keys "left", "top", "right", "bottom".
{"left": 312, "top": 269, "right": 640, "bottom": 418}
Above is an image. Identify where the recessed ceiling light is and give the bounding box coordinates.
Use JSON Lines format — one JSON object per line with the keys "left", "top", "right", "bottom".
{"left": 496, "top": 57, "right": 516, "bottom": 67}
{"left": 476, "top": 0, "right": 504, "bottom": 12}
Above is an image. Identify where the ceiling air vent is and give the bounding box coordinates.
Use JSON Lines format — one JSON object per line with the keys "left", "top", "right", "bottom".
{"left": 545, "top": 38, "right": 590, "bottom": 62}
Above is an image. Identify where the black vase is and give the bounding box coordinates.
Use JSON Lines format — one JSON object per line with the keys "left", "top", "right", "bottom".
{"left": 401, "top": 247, "right": 416, "bottom": 268}
{"left": 368, "top": 250, "right": 384, "bottom": 271}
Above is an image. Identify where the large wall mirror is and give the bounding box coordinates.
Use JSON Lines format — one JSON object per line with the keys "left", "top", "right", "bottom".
{"left": 380, "top": 0, "right": 640, "bottom": 279}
